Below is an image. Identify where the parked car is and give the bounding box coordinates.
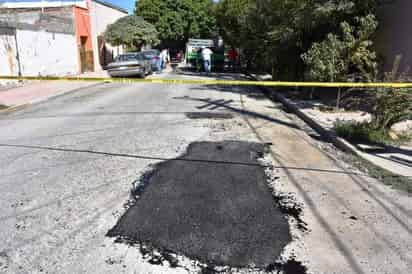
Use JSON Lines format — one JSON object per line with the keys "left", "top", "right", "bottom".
{"left": 142, "top": 50, "right": 161, "bottom": 71}
{"left": 107, "top": 52, "right": 152, "bottom": 78}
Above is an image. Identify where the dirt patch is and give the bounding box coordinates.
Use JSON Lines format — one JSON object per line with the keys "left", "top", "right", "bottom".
{"left": 107, "top": 141, "right": 298, "bottom": 270}
{"left": 185, "top": 112, "right": 234, "bottom": 119}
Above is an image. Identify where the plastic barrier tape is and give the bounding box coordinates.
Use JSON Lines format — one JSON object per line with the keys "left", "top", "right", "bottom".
{"left": 1, "top": 75, "right": 412, "bottom": 88}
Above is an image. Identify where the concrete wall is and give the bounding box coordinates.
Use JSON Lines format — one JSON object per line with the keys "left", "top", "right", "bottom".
{"left": 376, "top": 0, "right": 412, "bottom": 72}
{"left": 0, "top": 7, "right": 75, "bottom": 34}
{"left": 90, "top": 0, "right": 127, "bottom": 71}
{"left": 17, "top": 29, "right": 78, "bottom": 76}
{"left": 0, "top": 29, "right": 78, "bottom": 76}
{"left": 0, "top": 7, "right": 79, "bottom": 76}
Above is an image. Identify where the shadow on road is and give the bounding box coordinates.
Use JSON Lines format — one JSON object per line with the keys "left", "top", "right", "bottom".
{"left": 174, "top": 95, "right": 301, "bottom": 130}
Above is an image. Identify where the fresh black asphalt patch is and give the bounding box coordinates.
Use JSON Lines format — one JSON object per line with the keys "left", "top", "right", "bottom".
{"left": 108, "top": 141, "right": 293, "bottom": 269}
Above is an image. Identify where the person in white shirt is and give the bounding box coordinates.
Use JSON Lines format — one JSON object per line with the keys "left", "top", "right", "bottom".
{"left": 159, "top": 49, "right": 170, "bottom": 71}
{"left": 201, "top": 47, "right": 213, "bottom": 73}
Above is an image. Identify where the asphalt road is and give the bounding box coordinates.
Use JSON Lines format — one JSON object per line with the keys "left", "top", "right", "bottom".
{"left": 0, "top": 74, "right": 292, "bottom": 273}
{"left": 1, "top": 72, "right": 411, "bottom": 274}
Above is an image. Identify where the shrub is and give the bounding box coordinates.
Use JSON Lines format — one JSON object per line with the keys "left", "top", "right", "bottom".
{"left": 368, "top": 55, "right": 412, "bottom": 131}
{"left": 334, "top": 120, "right": 393, "bottom": 145}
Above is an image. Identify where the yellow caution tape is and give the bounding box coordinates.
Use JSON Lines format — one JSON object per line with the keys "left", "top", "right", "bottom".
{"left": 1, "top": 75, "right": 412, "bottom": 88}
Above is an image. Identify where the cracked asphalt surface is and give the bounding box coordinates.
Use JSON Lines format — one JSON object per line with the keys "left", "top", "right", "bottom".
{"left": 0, "top": 71, "right": 411, "bottom": 274}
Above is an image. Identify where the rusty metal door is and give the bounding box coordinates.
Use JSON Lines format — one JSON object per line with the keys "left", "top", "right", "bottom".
{"left": 79, "top": 49, "right": 94, "bottom": 73}
{"left": 79, "top": 36, "right": 94, "bottom": 73}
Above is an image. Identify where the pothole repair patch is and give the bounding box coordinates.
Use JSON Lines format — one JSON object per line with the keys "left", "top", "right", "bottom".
{"left": 107, "top": 141, "right": 300, "bottom": 270}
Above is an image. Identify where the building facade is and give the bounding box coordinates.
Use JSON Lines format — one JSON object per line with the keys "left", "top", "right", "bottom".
{"left": 0, "top": 0, "right": 127, "bottom": 76}
{"left": 0, "top": 6, "right": 79, "bottom": 76}
{"left": 74, "top": 3, "right": 94, "bottom": 72}
{"left": 90, "top": 0, "right": 128, "bottom": 72}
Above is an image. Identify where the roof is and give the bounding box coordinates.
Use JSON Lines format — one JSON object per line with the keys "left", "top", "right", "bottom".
{"left": 0, "top": 1, "right": 128, "bottom": 14}
{"left": 92, "top": 0, "right": 128, "bottom": 14}
{"left": 0, "top": 1, "right": 87, "bottom": 9}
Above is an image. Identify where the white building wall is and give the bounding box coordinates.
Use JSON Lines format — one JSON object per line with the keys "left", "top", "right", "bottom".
{"left": 0, "top": 29, "right": 78, "bottom": 76}
{"left": 16, "top": 29, "right": 79, "bottom": 76}
{"left": 90, "top": 0, "right": 127, "bottom": 71}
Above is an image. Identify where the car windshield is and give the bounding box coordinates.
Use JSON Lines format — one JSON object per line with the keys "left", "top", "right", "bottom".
{"left": 115, "top": 54, "right": 138, "bottom": 62}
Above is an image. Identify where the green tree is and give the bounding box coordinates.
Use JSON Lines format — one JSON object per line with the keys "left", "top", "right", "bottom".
{"left": 215, "top": 0, "right": 380, "bottom": 79}
{"left": 214, "top": 0, "right": 248, "bottom": 49}
{"left": 135, "top": 0, "right": 217, "bottom": 48}
{"left": 104, "top": 15, "right": 159, "bottom": 51}
{"left": 301, "top": 15, "right": 378, "bottom": 82}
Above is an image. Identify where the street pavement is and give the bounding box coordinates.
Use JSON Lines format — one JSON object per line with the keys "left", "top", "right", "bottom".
{"left": 0, "top": 71, "right": 411, "bottom": 273}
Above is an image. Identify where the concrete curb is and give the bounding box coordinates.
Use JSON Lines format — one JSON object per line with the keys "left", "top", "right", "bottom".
{"left": 264, "top": 86, "right": 354, "bottom": 154}
{"left": 247, "top": 73, "right": 407, "bottom": 177}
{"left": 0, "top": 82, "right": 105, "bottom": 115}
{"left": 0, "top": 103, "right": 30, "bottom": 114}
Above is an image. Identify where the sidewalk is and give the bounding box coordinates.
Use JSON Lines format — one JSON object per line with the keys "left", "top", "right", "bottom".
{"left": 250, "top": 73, "right": 412, "bottom": 178}
{"left": 0, "top": 81, "right": 101, "bottom": 111}
{"left": 0, "top": 72, "right": 108, "bottom": 111}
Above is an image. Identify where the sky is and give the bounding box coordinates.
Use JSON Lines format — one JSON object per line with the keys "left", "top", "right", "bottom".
{"left": 105, "top": 0, "right": 134, "bottom": 13}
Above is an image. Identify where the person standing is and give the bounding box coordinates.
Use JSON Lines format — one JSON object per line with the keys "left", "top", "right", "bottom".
{"left": 201, "top": 47, "right": 213, "bottom": 73}
{"left": 176, "top": 50, "right": 183, "bottom": 62}
{"left": 156, "top": 51, "right": 162, "bottom": 72}
{"left": 159, "top": 49, "right": 165, "bottom": 72}
{"left": 160, "top": 48, "right": 170, "bottom": 71}
{"left": 228, "top": 47, "right": 238, "bottom": 71}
